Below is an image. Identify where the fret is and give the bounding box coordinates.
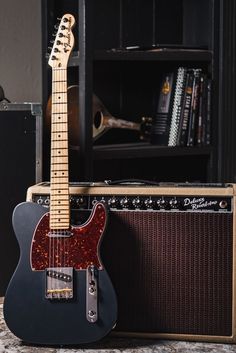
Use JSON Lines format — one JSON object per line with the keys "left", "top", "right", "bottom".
{"left": 51, "top": 145, "right": 68, "bottom": 150}
{"left": 52, "top": 80, "right": 67, "bottom": 83}
{"left": 51, "top": 160, "right": 68, "bottom": 165}
{"left": 52, "top": 102, "right": 67, "bottom": 105}
{"left": 51, "top": 129, "right": 68, "bottom": 133}
{"left": 51, "top": 170, "right": 68, "bottom": 173}
{"left": 50, "top": 67, "right": 70, "bottom": 230}
{"left": 50, "top": 138, "right": 67, "bottom": 143}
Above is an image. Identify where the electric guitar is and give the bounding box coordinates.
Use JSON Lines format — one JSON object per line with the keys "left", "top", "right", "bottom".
{"left": 4, "top": 14, "right": 117, "bottom": 345}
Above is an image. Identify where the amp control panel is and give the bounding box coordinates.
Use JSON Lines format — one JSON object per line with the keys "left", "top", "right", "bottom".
{"left": 32, "top": 194, "right": 232, "bottom": 212}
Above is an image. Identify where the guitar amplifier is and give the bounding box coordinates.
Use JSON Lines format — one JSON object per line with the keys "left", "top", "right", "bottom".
{"left": 26, "top": 182, "right": 236, "bottom": 343}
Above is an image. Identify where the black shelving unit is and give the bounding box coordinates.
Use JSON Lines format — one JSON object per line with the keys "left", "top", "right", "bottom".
{"left": 41, "top": 0, "right": 236, "bottom": 183}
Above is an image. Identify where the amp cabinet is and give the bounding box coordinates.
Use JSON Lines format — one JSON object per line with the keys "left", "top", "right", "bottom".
{"left": 0, "top": 102, "right": 42, "bottom": 295}
{"left": 27, "top": 182, "right": 236, "bottom": 343}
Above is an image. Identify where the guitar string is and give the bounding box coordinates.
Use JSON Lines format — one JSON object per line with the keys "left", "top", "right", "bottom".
{"left": 50, "top": 67, "right": 55, "bottom": 299}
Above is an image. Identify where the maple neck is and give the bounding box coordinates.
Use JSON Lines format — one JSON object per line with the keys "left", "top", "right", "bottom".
{"left": 50, "top": 68, "right": 70, "bottom": 230}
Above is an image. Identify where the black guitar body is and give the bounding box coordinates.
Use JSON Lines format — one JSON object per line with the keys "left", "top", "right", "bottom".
{"left": 3, "top": 202, "right": 117, "bottom": 345}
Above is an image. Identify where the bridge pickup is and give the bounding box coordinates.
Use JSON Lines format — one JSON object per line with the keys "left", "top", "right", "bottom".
{"left": 86, "top": 265, "right": 98, "bottom": 323}
{"left": 46, "top": 267, "right": 73, "bottom": 300}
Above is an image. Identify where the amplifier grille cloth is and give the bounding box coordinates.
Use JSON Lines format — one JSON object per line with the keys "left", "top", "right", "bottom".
{"left": 100, "top": 211, "right": 233, "bottom": 336}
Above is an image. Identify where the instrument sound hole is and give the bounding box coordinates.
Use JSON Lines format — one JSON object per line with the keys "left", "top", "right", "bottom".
{"left": 94, "top": 111, "right": 102, "bottom": 129}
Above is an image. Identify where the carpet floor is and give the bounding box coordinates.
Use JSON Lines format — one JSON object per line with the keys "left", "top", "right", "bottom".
{"left": 1, "top": 303, "right": 236, "bottom": 353}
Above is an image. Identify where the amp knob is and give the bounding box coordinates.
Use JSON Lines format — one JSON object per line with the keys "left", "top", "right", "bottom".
{"left": 132, "top": 197, "right": 143, "bottom": 209}
{"left": 144, "top": 198, "right": 154, "bottom": 209}
{"left": 120, "top": 197, "right": 130, "bottom": 209}
{"left": 108, "top": 197, "right": 119, "bottom": 208}
{"left": 156, "top": 199, "right": 168, "bottom": 209}
{"left": 169, "top": 198, "right": 178, "bottom": 209}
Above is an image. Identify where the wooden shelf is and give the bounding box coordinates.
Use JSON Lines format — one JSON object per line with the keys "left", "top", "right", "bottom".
{"left": 91, "top": 143, "right": 212, "bottom": 160}
{"left": 94, "top": 49, "right": 213, "bottom": 62}
{"left": 68, "top": 49, "right": 212, "bottom": 66}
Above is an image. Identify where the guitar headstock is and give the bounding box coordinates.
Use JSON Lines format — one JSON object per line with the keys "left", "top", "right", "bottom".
{"left": 48, "top": 14, "right": 75, "bottom": 68}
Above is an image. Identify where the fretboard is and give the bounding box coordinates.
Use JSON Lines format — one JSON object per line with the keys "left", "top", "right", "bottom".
{"left": 50, "top": 68, "right": 70, "bottom": 230}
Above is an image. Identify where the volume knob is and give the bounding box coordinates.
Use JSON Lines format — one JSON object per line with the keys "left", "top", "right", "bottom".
{"left": 108, "top": 197, "right": 119, "bottom": 208}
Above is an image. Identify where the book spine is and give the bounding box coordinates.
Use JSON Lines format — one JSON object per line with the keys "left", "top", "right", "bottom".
{"left": 168, "top": 67, "right": 187, "bottom": 146}
{"left": 205, "top": 79, "right": 212, "bottom": 145}
{"left": 178, "top": 70, "right": 194, "bottom": 146}
{"left": 150, "top": 73, "right": 175, "bottom": 145}
{"left": 196, "top": 74, "right": 205, "bottom": 145}
{"left": 187, "top": 68, "right": 202, "bottom": 146}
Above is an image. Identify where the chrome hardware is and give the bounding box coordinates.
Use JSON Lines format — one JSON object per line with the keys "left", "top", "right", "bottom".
{"left": 219, "top": 200, "right": 228, "bottom": 209}
{"left": 46, "top": 267, "right": 73, "bottom": 300}
{"left": 86, "top": 265, "right": 98, "bottom": 323}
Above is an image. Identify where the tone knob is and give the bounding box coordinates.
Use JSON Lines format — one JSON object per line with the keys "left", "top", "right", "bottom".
{"left": 120, "top": 197, "right": 130, "bottom": 209}
{"left": 144, "top": 198, "right": 154, "bottom": 209}
{"left": 132, "top": 197, "right": 142, "bottom": 208}
{"left": 156, "top": 199, "right": 168, "bottom": 209}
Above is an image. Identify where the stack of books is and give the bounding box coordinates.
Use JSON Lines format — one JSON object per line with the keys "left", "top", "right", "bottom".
{"left": 151, "top": 67, "right": 211, "bottom": 147}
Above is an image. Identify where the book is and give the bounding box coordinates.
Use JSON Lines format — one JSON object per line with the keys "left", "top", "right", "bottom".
{"left": 150, "top": 72, "right": 175, "bottom": 145}
{"left": 205, "top": 78, "right": 212, "bottom": 145}
{"left": 187, "top": 68, "right": 202, "bottom": 146}
{"left": 177, "top": 70, "right": 194, "bottom": 146}
{"left": 168, "top": 67, "right": 187, "bottom": 146}
{"left": 196, "top": 74, "right": 205, "bottom": 145}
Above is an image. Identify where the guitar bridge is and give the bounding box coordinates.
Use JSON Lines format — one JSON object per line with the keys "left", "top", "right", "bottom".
{"left": 46, "top": 267, "right": 73, "bottom": 299}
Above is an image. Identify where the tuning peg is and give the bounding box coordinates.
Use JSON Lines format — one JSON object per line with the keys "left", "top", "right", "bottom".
{"left": 54, "top": 24, "right": 59, "bottom": 30}
{"left": 57, "top": 17, "right": 62, "bottom": 21}
{"left": 48, "top": 46, "right": 53, "bottom": 51}
{"left": 50, "top": 39, "right": 55, "bottom": 44}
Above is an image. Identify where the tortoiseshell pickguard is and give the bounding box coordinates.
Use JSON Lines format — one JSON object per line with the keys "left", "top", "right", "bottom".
{"left": 31, "top": 202, "right": 106, "bottom": 270}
